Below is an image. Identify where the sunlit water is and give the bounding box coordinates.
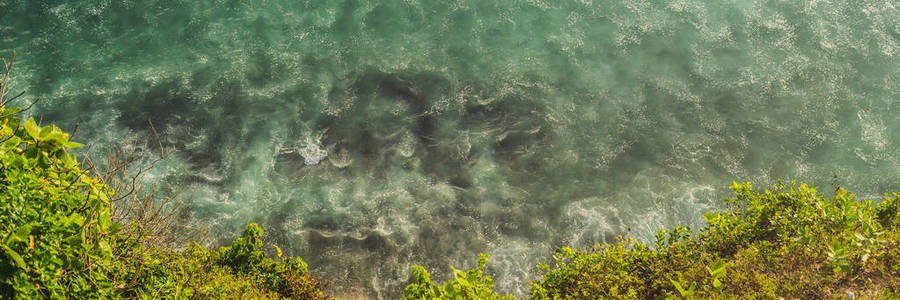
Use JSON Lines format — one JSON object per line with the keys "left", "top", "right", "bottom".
{"left": 1, "top": 0, "right": 898, "bottom": 298}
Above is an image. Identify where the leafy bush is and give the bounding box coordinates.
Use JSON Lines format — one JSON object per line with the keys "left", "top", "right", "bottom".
{"left": 530, "top": 181, "right": 900, "bottom": 299}
{"left": 0, "top": 62, "right": 327, "bottom": 298}
{"left": 0, "top": 104, "right": 328, "bottom": 299}
{"left": 214, "top": 223, "right": 320, "bottom": 299}
{"left": 0, "top": 103, "right": 122, "bottom": 297}
{"left": 119, "top": 223, "right": 326, "bottom": 299}
{"left": 402, "top": 253, "right": 513, "bottom": 300}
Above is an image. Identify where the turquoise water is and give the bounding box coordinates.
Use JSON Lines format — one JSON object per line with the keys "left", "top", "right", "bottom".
{"left": 1, "top": 0, "right": 898, "bottom": 297}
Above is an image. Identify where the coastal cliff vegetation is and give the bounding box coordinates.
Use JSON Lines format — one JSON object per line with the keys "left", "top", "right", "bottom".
{"left": 2, "top": 62, "right": 900, "bottom": 299}
{"left": 0, "top": 59, "right": 329, "bottom": 299}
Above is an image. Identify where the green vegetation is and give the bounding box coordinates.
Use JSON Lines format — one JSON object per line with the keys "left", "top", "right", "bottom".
{"left": 2, "top": 63, "right": 900, "bottom": 298}
{"left": 118, "top": 223, "right": 326, "bottom": 299}
{"left": 5, "top": 106, "right": 900, "bottom": 300}
{"left": 0, "top": 63, "right": 328, "bottom": 298}
{"left": 405, "top": 182, "right": 900, "bottom": 299}
{"left": 402, "top": 253, "right": 513, "bottom": 300}
{"left": 407, "top": 182, "right": 900, "bottom": 299}
{"left": 527, "top": 181, "right": 900, "bottom": 299}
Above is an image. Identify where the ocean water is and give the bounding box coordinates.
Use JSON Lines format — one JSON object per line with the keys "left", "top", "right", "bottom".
{"left": 1, "top": 0, "right": 897, "bottom": 298}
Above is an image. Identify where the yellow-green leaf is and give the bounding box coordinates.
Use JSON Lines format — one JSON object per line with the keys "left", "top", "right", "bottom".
{"left": 65, "top": 141, "right": 84, "bottom": 149}
{"left": 1, "top": 245, "right": 29, "bottom": 271}
{"left": 24, "top": 117, "right": 39, "bottom": 139}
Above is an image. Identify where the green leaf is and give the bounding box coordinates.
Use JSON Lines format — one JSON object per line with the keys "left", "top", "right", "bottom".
{"left": 24, "top": 117, "right": 39, "bottom": 139}
{"left": 2, "top": 107, "right": 21, "bottom": 115}
{"left": 47, "top": 131, "right": 66, "bottom": 143}
{"left": 64, "top": 153, "right": 77, "bottom": 169}
{"left": 671, "top": 279, "right": 685, "bottom": 294}
{"left": 706, "top": 260, "right": 726, "bottom": 278}
{"left": 1, "top": 244, "right": 29, "bottom": 271}
{"left": 65, "top": 141, "right": 85, "bottom": 149}
{"left": 10, "top": 155, "right": 25, "bottom": 167}
{"left": 2, "top": 136, "right": 21, "bottom": 148}
{"left": 670, "top": 279, "right": 695, "bottom": 297}
{"left": 39, "top": 125, "right": 52, "bottom": 139}
{"left": 65, "top": 235, "right": 82, "bottom": 247}
{"left": 69, "top": 213, "right": 85, "bottom": 226}
{"left": 99, "top": 240, "right": 112, "bottom": 256}
{"left": 15, "top": 223, "right": 34, "bottom": 240}
{"left": 38, "top": 151, "right": 51, "bottom": 168}
{"left": 99, "top": 210, "right": 112, "bottom": 231}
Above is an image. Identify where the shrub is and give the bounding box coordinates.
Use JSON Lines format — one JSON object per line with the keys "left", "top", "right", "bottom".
{"left": 0, "top": 59, "right": 327, "bottom": 299}
{"left": 119, "top": 223, "right": 327, "bottom": 299}
{"left": 531, "top": 181, "right": 900, "bottom": 299}
{"left": 402, "top": 253, "right": 514, "bottom": 300}
{"left": 0, "top": 102, "right": 123, "bottom": 297}
{"left": 0, "top": 102, "right": 328, "bottom": 298}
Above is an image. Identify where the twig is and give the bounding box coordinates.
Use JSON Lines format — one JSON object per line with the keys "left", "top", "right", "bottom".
{"left": 0, "top": 97, "right": 42, "bottom": 119}
{"left": 3, "top": 89, "right": 26, "bottom": 106}
{"left": 0, "top": 52, "right": 15, "bottom": 105}
{"left": 147, "top": 119, "right": 165, "bottom": 158}
{"left": 70, "top": 121, "right": 80, "bottom": 140}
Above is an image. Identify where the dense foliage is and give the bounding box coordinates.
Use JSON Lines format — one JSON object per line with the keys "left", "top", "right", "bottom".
{"left": 0, "top": 105, "right": 119, "bottom": 297}
{"left": 0, "top": 103, "right": 327, "bottom": 299}
{"left": 402, "top": 182, "right": 900, "bottom": 299}
{"left": 402, "top": 253, "right": 513, "bottom": 300}
{"left": 527, "top": 182, "right": 900, "bottom": 299}
{"left": 120, "top": 223, "right": 326, "bottom": 299}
